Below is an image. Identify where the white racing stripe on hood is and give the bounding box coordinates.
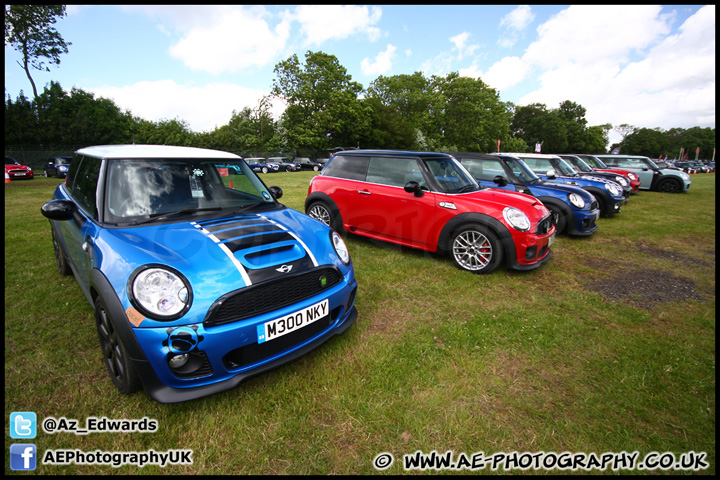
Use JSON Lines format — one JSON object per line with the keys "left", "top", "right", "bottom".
{"left": 191, "top": 222, "right": 252, "bottom": 286}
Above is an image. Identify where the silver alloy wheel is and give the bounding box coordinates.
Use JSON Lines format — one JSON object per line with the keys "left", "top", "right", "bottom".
{"left": 452, "top": 230, "right": 493, "bottom": 271}
{"left": 308, "top": 203, "right": 331, "bottom": 226}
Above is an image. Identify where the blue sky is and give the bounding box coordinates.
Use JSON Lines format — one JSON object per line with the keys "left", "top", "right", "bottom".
{"left": 4, "top": 5, "right": 715, "bottom": 146}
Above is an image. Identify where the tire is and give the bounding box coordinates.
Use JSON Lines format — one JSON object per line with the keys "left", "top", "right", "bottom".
{"left": 262, "top": 167, "right": 268, "bottom": 174}
{"left": 449, "top": 224, "right": 503, "bottom": 274}
{"left": 657, "top": 177, "right": 681, "bottom": 193}
{"left": 51, "top": 228, "right": 72, "bottom": 276}
{"left": 546, "top": 204, "right": 567, "bottom": 234}
{"left": 307, "top": 201, "right": 337, "bottom": 229}
{"left": 95, "top": 296, "right": 141, "bottom": 395}
{"left": 313, "top": 166, "right": 320, "bottom": 171}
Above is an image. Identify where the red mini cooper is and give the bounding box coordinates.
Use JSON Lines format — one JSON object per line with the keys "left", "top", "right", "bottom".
{"left": 305, "top": 150, "right": 555, "bottom": 274}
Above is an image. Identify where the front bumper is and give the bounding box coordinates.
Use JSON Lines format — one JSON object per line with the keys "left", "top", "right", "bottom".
{"left": 130, "top": 275, "right": 358, "bottom": 403}
{"left": 567, "top": 208, "right": 600, "bottom": 236}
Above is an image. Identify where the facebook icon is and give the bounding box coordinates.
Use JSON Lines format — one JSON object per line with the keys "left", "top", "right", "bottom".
{"left": 10, "top": 444, "right": 37, "bottom": 471}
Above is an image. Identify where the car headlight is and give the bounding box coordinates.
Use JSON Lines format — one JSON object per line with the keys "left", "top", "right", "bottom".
{"left": 129, "top": 265, "right": 192, "bottom": 320}
{"left": 503, "top": 207, "right": 531, "bottom": 232}
{"left": 615, "top": 176, "right": 628, "bottom": 186}
{"left": 331, "top": 231, "right": 351, "bottom": 265}
{"left": 58, "top": 166, "right": 68, "bottom": 172}
{"left": 627, "top": 172, "right": 638, "bottom": 180}
{"left": 680, "top": 172, "right": 690, "bottom": 180}
{"left": 568, "top": 193, "right": 585, "bottom": 209}
{"left": 605, "top": 182, "right": 621, "bottom": 197}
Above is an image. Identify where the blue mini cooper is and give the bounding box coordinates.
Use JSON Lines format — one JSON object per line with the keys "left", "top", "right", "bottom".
{"left": 41, "top": 145, "right": 358, "bottom": 403}
{"left": 451, "top": 152, "right": 600, "bottom": 236}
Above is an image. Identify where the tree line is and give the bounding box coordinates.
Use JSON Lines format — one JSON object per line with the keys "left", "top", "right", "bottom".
{"left": 4, "top": 50, "right": 714, "bottom": 160}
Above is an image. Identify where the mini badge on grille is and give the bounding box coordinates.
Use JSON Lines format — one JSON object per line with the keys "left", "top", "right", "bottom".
{"left": 276, "top": 265, "right": 293, "bottom": 274}
{"left": 319, "top": 275, "right": 328, "bottom": 288}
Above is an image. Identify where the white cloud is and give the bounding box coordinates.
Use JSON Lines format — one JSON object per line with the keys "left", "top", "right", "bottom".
{"left": 481, "top": 4, "right": 715, "bottom": 133}
{"left": 450, "top": 32, "right": 479, "bottom": 60}
{"left": 168, "top": 9, "right": 290, "bottom": 74}
{"left": 361, "top": 44, "right": 397, "bottom": 76}
{"left": 90, "top": 80, "right": 280, "bottom": 132}
{"left": 475, "top": 56, "right": 530, "bottom": 91}
{"left": 291, "top": 5, "right": 383, "bottom": 46}
{"left": 499, "top": 5, "right": 535, "bottom": 31}
{"left": 497, "top": 5, "right": 535, "bottom": 48}
{"left": 524, "top": 5, "right": 672, "bottom": 68}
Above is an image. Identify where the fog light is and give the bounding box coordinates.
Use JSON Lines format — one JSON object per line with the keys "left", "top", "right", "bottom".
{"left": 169, "top": 353, "right": 189, "bottom": 368}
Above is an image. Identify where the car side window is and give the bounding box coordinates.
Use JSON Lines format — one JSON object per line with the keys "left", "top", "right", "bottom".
{"left": 366, "top": 156, "right": 420, "bottom": 187}
{"left": 70, "top": 155, "right": 102, "bottom": 219}
{"left": 323, "top": 155, "right": 370, "bottom": 181}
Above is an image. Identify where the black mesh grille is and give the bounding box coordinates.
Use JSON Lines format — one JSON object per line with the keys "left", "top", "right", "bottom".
{"left": 222, "top": 310, "right": 336, "bottom": 370}
{"left": 536, "top": 214, "right": 554, "bottom": 235}
{"left": 204, "top": 267, "right": 342, "bottom": 327}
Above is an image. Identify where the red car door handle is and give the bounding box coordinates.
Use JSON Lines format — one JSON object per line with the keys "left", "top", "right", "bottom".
{"left": 358, "top": 190, "right": 371, "bottom": 195}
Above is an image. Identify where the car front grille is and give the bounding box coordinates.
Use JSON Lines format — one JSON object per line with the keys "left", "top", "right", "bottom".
{"left": 536, "top": 214, "right": 554, "bottom": 235}
{"left": 204, "top": 267, "right": 342, "bottom": 327}
{"left": 222, "top": 310, "right": 337, "bottom": 370}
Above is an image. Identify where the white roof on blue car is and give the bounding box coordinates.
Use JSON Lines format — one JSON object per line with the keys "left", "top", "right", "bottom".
{"left": 75, "top": 144, "right": 241, "bottom": 160}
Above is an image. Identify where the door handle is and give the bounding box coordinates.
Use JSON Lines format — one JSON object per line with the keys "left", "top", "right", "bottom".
{"left": 358, "top": 190, "right": 371, "bottom": 195}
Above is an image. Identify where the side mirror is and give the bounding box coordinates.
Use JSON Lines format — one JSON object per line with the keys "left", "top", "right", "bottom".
{"left": 41, "top": 199, "right": 76, "bottom": 221}
{"left": 268, "top": 186, "right": 283, "bottom": 200}
{"left": 404, "top": 181, "right": 424, "bottom": 197}
{"left": 493, "top": 175, "right": 508, "bottom": 187}
{"left": 546, "top": 170, "right": 557, "bottom": 179}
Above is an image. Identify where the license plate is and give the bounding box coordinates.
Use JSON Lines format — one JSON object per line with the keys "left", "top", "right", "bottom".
{"left": 548, "top": 233, "right": 555, "bottom": 246}
{"left": 257, "top": 299, "right": 329, "bottom": 344}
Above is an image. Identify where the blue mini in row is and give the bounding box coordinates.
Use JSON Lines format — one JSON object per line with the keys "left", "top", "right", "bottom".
{"left": 450, "top": 152, "right": 600, "bottom": 236}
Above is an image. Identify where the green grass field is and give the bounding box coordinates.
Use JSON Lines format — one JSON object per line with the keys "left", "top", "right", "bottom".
{"left": 4, "top": 172, "right": 715, "bottom": 475}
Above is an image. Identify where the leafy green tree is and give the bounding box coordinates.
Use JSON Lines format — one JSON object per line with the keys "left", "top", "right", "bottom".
{"left": 366, "top": 72, "right": 440, "bottom": 138}
{"left": 4, "top": 5, "right": 71, "bottom": 99}
{"left": 582, "top": 124, "right": 611, "bottom": 153}
{"left": 359, "top": 97, "right": 417, "bottom": 150}
{"left": 431, "top": 72, "right": 511, "bottom": 152}
{"left": 511, "top": 103, "right": 568, "bottom": 152}
{"left": 554, "top": 100, "right": 587, "bottom": 152}
{"left": 4, "top": 90, "right": 37, "bottom": 145}
{"left": 271, "top": 51, "right": 369, "bottom": 153}
{"left": 31, "top": 81, "right": 133, "bottom": 147}
{"left": 620, "top": 127, "right": 671, "bottom": 157}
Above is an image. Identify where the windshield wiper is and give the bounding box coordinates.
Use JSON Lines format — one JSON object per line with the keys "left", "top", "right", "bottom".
{"left": 134, "top": 207, "right": 222, "bottom": 225}
{"left": 456, "top": 184, "right": 478, "bottom": 193}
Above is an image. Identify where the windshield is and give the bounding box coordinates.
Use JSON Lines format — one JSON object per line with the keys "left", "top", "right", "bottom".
{"left": 568, "top": 156, "right": 593, "bottom": 172}
{"left": 554, "top": 157, "right": 579, "bottom": 176}
{"left": 105, "top": 159, "right": 275, "bottom": 223}
{"left": 504, "top": 157, "right": 541, "bottom": 183}
{"left": 584, "top": 155, "right": 608, "bottom": 169}
{"left": 424, "top": 156, "right": 479, "bottom": 193}
{"left": 645, "top": 158, "right": 660, "bottom": 169}
{"left": 52, "top": 158, "right": 71, "bottom": 165}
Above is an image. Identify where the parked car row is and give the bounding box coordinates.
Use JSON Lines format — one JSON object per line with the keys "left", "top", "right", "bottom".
{"left": 38, "top": 145, "right": 696, "bottom": 404}
{"left": 244, "top": 156, "right": 326, "bottom": 173}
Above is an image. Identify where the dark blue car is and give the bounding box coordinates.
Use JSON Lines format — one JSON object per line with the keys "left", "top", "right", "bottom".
{"left": 41, "top": 145, "right": 358, "bottom": 403}
{"left": 500, "top": 153, "right": 626, "bottom": 217}
{"left": 451, "top": 152, "right": 600, "bottom": 236}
